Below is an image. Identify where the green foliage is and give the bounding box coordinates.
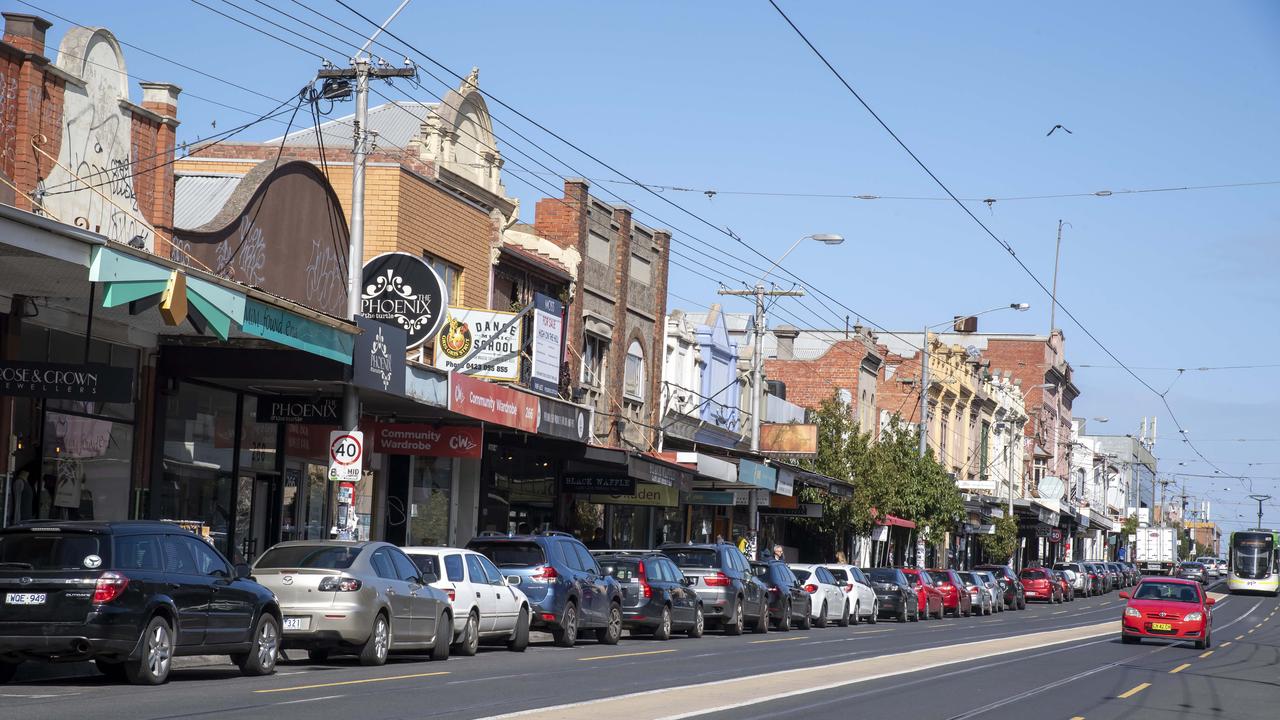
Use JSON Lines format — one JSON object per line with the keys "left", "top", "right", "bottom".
{"left": 1121, "top": 514, "right": 1139, "bottom": 537}
{"left": 798, "top": 393, "right": 964, "bottom": 553}
{"left": 985, "top": 516, "right": 1019, "bottom": 563}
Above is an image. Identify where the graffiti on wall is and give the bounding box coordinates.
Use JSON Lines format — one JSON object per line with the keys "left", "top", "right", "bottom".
{"left": 0, "top": 71, "right": 18, "bottom": 169}
{"left": 41, "top": 28, "right": 156, "bottom": 249}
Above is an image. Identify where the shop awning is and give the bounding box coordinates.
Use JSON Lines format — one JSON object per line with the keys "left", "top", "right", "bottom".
{"left": 769, "top": 460, "right": 852, "bottom": 498}
{"left": 874, "top": 512, "right": 916, "bottom": 529}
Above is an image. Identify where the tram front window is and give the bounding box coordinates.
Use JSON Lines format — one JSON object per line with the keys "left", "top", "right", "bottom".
{"left": 1233, "top": 535, "right": 1274, "bottom": 579}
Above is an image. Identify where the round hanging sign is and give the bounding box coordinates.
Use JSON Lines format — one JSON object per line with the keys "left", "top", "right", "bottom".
{"left": 361, "top": 251, "right": 449, "bottom": 349}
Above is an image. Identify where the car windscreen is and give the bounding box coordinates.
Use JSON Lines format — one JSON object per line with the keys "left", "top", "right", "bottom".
{"left": 792, "top": 569, "right": 812, "bottom": 582}
{"left": 0, "top": 532, "right": 107, "bottom": 571}
{"left": 661, "top": 548, "right": 718, "bottom": 568}
{"left": 749, "top": 563, "right": 770, "bottom": 578}
{"left": 1133, "top": 582, "right": 1199, "bottom": 603}
{"left": 408, "top": 554, "right": 441, "bottom": 579}
{"left": 469, "top": 542, "right": 546, "bottom": 569}
{"left": 827, "top": 568, "right": 850, "bottom": 583}
{"left": 598, "top": 558, "right": 638, "bottom": 581}
{"left": 256, "top": 545, "right": 362, "bottom": 569}
{"left": 1020, "top": 570, "right": 1047, "bottom": 580}
{"left": 868, "top": 569, "right": 901, "bottom": 584}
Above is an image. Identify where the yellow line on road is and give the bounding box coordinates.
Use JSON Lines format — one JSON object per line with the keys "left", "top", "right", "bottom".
{"left": 1069, "top": 716, "right": 1085, "bottom": 720}
{"left": 751, "top": 636, "right": 809, "bottom": 644}
{"left": 1169, "top": 663, "right": 1191, "bottom": 674}
{"left": 577, "top": 649, "right": 677, "bottom": 662}
{"left": 254, "top": 671, "right": 449, "bottom": 694}
{"left": 1221, "top": 641, "right": 1232, "bottom": 647}
{"left": 1199, "top": 651, "right": 1214, "bottom": 658}
{"left": 1248, "top": 629, "right": 1256, "bottom": 634}
{"left": 1118, "top": 682, "right": 1151, "bottom": 699}
{"left": 1235, "top": 635, "right": 1244, "bottom": 640}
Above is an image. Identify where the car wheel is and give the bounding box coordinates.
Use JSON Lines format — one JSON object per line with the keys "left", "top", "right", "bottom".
{"left": 837, "top": 602, "right": 851, "bottom": 627}
{"left": 687, "top": 604, "right": 705, "bottom": 638}
{"left": 596, "top": 603, "right": 623, "bottom": 645}
{"left": 307, "top": 649, "right": 331, "bottom": 663}
{"left": 454, "top": 612, "right": 479, "bottom": 657}
{"left": 798, "top": 604, "right": 813, "bottom": 630}
{"left": 1121, "top": 634, "right": 1138, "bottom": 644}
{"left": 237, "top": 613, "right": 280, "bottom": 676}
{"left": 94, "top": 658, "right": 126, "bottom": 681}
{"left": 430, "top": 612, "right": 452, "bottom": 662}
{"left": 125, "top": 615, "right": 174, "bottom": 685}
{"left": 1018, "top": 597, "right": 1026, "bottom": 610}
{"left": 359, "top": 613, "right": 391, "bottom": 667}
{"left": 815, "top": 601, "right": 828, "bottom": 628}
{"left": 653, "top": 605, "right": 673, "bottom": 641}
{"left": 898, "top": 604, "right": 908, "bottom": 623}
{"left": 1195, "top": 633, "right": 1210, "bottom": 651}
{"left": 507, "top": 607, "right": 530, "bottom": 652}
{"left": 868, "top": 601, "right": 879, "bottom": 624}
{"left": 753, "top": 600, "right": 770, "bottom": 634}
{"left": 778, "top": 602, "right": 792, "bottom": 631}
{"left": 552, "top": 602, "right": 579, "bottom": 647}
{"left": 724, "top": 598, "right": 745, "bottom": 636}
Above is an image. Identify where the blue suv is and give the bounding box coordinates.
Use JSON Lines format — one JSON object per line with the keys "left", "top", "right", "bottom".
{"left": 468, "top": 532, "right": 623, "bottom": 647}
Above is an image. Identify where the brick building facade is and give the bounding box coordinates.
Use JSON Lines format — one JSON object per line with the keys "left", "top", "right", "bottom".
{"left": 764, "top": 326, "right": 883, "bottom": 433}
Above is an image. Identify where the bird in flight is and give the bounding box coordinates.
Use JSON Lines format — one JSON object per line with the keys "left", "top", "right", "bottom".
{"left": 1046, "top": 124, "right": 1073, "bottom": 137}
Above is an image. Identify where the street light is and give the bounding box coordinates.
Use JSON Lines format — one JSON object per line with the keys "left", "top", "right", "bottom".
{"left": 1248, "top": 494, "right": 1271, "bottom": 529}
{"left": 758, "top": 233, "right": 845, "bottom": 283}
{"left": 919, "top": 302, "right": 1030, "bottom": 459}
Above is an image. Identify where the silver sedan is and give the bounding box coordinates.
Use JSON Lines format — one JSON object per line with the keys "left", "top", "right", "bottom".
{"left": 252, "top": 541, "right": 452, "bottom": 665}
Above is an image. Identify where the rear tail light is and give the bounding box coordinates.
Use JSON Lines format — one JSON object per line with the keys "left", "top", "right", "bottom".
{"left": 92, "top": 571, "right": 129, "bottom": 604}
{"left": 318, "top": 577, "right": 363, "bottom": 592}
{"left": 768, "top": 585, "right": 781, "bottom": 596}
{"left": 529, "top": 565, "right": 559, "bottom": 583}
{"left": 703, "top": 572, "right": 731, "bottom": 587}
{"left": 445, "top": 586, "right": 456, "bottom": 602}
{"left": 636, "top": 561, "right": 652, "bottom": 599}
{"left": 844, "top": 584, "right": 854, "bottom": 593}
{"left": 804, "top": 583, "right": 819, "bottom": 594}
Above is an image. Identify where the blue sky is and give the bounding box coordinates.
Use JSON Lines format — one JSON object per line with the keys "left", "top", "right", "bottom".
{"left": 24, "top": 1, "right": 1280, "bottom": 535}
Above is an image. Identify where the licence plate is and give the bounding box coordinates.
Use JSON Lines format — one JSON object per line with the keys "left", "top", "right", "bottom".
{"left": 282, "top": 616, "right": 309, "bottom": 631}
{"left": 5, "top": 592, "right": 47, "bottom": 605}
{"left": 1150, "top": 622, "right": 1173, "bottom": 631}
{"left": 1026, "top": 592, "right": 1038, "bottom": 597}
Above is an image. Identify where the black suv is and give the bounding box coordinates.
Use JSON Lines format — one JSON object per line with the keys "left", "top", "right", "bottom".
{"left": 468, "top": 532, "right": 623, "bottom": 647}
{"left": 659, "top": 542, "right": 769, "bottom": 635}
{"left": 750, "top": 559, "right": 811, "bottom": 631}
{"left": 974, "top": 563, "right": 1026, "bottom": 610}
{"left": 594, "top": 552, "right": 703, "bottom": 640}
{"left": 0, "top": 521, "right": 281, "bottom": 685}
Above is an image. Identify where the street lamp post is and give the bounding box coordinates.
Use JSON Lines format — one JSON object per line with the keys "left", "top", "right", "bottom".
{"left": 1248, "top": 494, "right": 1271, "bottom": 529}
{"left": 720, "top": 234, "right": 844, "bottom": 546}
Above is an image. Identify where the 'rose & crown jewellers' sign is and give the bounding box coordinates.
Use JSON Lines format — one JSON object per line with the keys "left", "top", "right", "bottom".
{"left": 0, "top": 361, "right": 132, "bottom": 403}
{"left": 361, "top": 252, "right": 448, "bottom": 350}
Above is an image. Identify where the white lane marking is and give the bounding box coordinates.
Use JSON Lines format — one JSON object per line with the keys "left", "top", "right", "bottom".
{"left": 0, "top": 693, "right": 80, "bottom": 699}
{"left": 449, "top": 672, "right": 539, "bottom": 686}
{"left": 275, "top": 694, "right": 344, "bottom": 705}
{"left": 948, "top": 652, "right": 1126, "bottom": 720}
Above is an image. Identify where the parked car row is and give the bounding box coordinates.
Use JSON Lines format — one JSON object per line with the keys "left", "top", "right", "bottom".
{"left": 0, "top": 521, "right": 1162, "bottom": 686}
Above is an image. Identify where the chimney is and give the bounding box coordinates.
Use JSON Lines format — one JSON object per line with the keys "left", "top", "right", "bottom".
{"left": 140, "top": 82, "right": 181, "bottom": 253}
{"left": 3, "top": 13, "right": 52, "bottom": 57}
{"left": 774, "top": 324, "right": 799, "bottom": 360}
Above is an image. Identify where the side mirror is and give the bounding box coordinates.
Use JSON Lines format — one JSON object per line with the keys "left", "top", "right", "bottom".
{"left": 234, "top": 563, "right": 251, "bottom": 579}
{"left": 1118, "top": 591, "right": 1130, "bottom": 599}
{"left": 1206, "top": 597, "right": 1216, "bottom": 606}
{"left": 506, "top": 576, "right": 520, "bottom": 586}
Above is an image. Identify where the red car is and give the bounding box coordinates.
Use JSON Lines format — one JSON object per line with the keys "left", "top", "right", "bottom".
{"left": 1018, "top": 567, "right": 1064, "bottom": 603}
{"left": 927, "top": 568, "right": 973, "bottom": 618}
{"left": 1121, "top": 576, "right": 1215, "bottom": 649}
{"left": 901, "top": 568, "right": 944, "bottom": 620}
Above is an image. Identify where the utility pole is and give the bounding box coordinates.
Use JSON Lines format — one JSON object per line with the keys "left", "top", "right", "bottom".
{"left": 1248, "top": 494, "right": 1271, "bottom": 529}
{"left": 1049, "top": 219, "right": 1064, "bottom": 334}
{"left": 719, "top": 283, "right": 804, "bottom": 539}
{"left": 919, "top": 327, "right": 930, "bottom": 459}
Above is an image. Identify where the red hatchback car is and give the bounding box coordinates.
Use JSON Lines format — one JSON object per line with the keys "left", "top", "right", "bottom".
{"left": 1121, "top": 577, "right": 1215, "bottom": 649}
{"left": 1019, "top": 567, "right": 1064, "bottom": 603}
{"left": 901, "top": 568, "right": 944, "bottom": 620}
{"left": 927, "top": 568, "right": 973, "bottom": 618}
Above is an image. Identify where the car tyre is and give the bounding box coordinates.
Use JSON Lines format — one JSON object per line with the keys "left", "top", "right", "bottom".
{"left": 778, "top": 602, "right": 792, "bottom": 632}
{"left": 597, "top": 603, "right": 623, "bottom": 645}
{"left": 1121, "top": 634, "right": 1138, "bottom": 644}
{"left": 236, "top": 613, "right": 280, "bottom": 677}
{"left": 307, "top": 649, "right": 331, "bottom": 663}
{"left": 359, "top": 613, "right": 391, "bottom": 667}
{"left": 815, "top": 601, "right": 828, "bottom": 628}
{"left": 125, "top": 615, "right": 174, "bottom": 685}
{"left": 552, "top": 602, "right": 579, "bottom": 647}
{"left": 797, "top": 605, "right": 813, "bottom": 630}
{"left": 653, "top": 605, "right": 673, "bottom": 641}
{"left": 454, "top": 612, "right": 479, "bottom": 657}
{"left": 95, "top": 658, "right": 126, "bottom": 681}
{"left": 1018, "top": 597, "right": 1026, "bottom": 610}
{"left": 868, "top": 601, "right": 879, "bottom": 624}
{"left": 507, "top": 607, "right": 530, "bottom": 652}
{"left": 1195, "top": 632, "right": 1210, "bottom": 651}
{"left": 898, "top": 604, "right": 908, "bottom": 623}
{"left": 724, "top": 598, "right": 745, "bottom": 636}
{"left": 837, "top": 602, "right": 851, "bottom": 627}
{"left": 687, "top": 604, "right": 705, "bottom": 639}
{"left": 430, "top": 613, "right": 452, "bottom": 662}
{"left": 753, "top": 600, "right": 770, "bottom": 634}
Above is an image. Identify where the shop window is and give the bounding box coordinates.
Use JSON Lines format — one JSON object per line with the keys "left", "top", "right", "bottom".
{"left": 155, "top": 382, "right": 237, "bottom": 557}
{"left": 423, "top": 251, "right": 461, "bottom": 302}
{"left": 1033, "top": 458, "right": 1047, "bottom": 488}
{"left": 624, "top": 341, "right": 645, "bottom": 402}
{"left": 410, "top": 456, "right": 453, "bottom": 546}
{"left": 582, "top": 334, "right": 608, "bottom": 387}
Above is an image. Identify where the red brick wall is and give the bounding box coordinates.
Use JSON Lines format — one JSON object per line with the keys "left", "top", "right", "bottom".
{"left": 876, "top": 348, "right": 925, "bottom": 426}
{"left": 533, "top": 180, "right": 588, "bottom": 382}
{"left": 765, "top": 338, "right": 878, "bottom": 424}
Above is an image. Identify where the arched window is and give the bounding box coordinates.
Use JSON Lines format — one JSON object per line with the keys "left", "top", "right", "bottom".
{"left": 624, "top": 340, "right": 645, "bottom": 402}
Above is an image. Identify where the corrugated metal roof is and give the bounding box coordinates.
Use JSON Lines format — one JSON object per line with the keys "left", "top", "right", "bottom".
{"left": 174, "top": 173, "right": 242, "bottom": 229}
{"left": 263, "top": 101, "right": 437, "bottom": 151}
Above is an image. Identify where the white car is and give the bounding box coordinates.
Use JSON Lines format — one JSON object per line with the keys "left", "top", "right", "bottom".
{"left": 789, "top": 564, "right": 850, "bottom": 627}
{"left": 825, "top": 564, "right": 879, "bottom": 624}
{"left": 402, "top": 547, "right": 531, "bottom": 655}
{"left": 1195, "top": 557, "right": 1221, "bottom": 578}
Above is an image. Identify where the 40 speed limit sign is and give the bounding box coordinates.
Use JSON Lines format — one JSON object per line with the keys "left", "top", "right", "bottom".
{"left": 328, "top": 431, "right": 364, "bottom": 482}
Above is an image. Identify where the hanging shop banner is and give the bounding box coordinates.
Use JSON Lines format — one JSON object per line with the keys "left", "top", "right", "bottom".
{"left": 435, "top": 306, "right": 523, "bottom": 381}
{"left": 774, "top": 468, "right": 796, "bottom": 497}
{"left": 758, "top": 503, "right": 823, "bottom": 518}
{"left": 367, "top": 423, "right": 482, "bottom": 458}
{"left": 738, "top": 459, "right": 778, "bottom": 491}
{"left": 448, "top": 372, "right": 539, "bottom": 432}
{"left": 352, "top": 316, "right": 407, "bottom": 395}
{"left": 758, "top": 424, "right": 818, "bottom": 457}
{"left": 256, "top": 396, "right": 340, "bottom": 424}
{"left": 0, "top": 361, "right": 133, "bottom": 403}
{"left": 241, "top": 298, "right": 354, "bottom": 364}
{"left": 562, "top": 475, "right": 637, "bottom": 495}
{"left": 361, "top": 252, "right": 448, "bottom": 350}
{"left": 588, "top": 483, "right": 679, "bottom": 508}
{"left": 537, "top": 396, "right": 591, "bottom": 442}
{"left": 529, "top": 293, "right": 564, "bottom": 396}
{"left": 687, "top": 490, "right": 735, "bottom": 507}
